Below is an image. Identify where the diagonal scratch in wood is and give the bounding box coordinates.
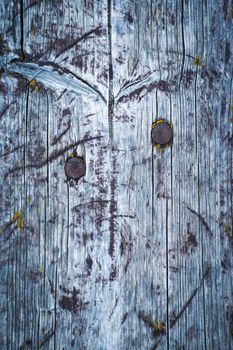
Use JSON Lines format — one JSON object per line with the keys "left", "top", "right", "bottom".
{"left": 185, "top": 205, "right": 213, "bottom": 236}
{"left": 0, "top": 102, "right": 16, "bottom": 119}
{"left": 169, "top": 265, "right": 211, "bottom": 328}
{"left": 4, "top": 135, "right": 103, "bottom": 178}
{"left": 116, "top": 70, "right": 155, "bottom": 98}
{"left": 138, "top": 266, "right": 211, "bottom": 348}
{"left": 0, "top": 221, "right": 16, "bottom": 242}
{"left": 39, "top": 327, "right": 55, "bottom": 348}
{"left": 72, "top": 199, "right": 110, "bottom": 212}
{"left": 55, "top": 26, "right": 104, "bottom": 59}
{"left": 108, "top": 297, "right": 119, "bottom": 319}
{"left": 115, "top": 74, "right": 176, "bottom": 104}
{"left": 51, "top": 121, "right": 71, "bottom": 146}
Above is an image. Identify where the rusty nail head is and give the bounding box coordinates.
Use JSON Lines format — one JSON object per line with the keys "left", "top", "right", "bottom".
{"left": 151, "top": 119, "right": 173, "bottom": 148}
{"left": 64, "top": 156, "right": 86, "bottom": 180}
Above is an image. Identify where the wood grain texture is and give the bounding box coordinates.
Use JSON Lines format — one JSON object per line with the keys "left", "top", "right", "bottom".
{"left": 0, "top": 0, "right": 232, "bottom": 349}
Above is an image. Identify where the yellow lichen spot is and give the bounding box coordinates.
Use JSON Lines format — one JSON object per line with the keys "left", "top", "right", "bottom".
{"left": 193, "top": 56, "right": 202, "bottom": 66}
{"left": 152, "top": 119, "right": 164, "bottom": 128}
{"left": 29, "top": 79, "right": 39, "bottom": 93}
{"left": 39, "top": 266, "right": 44, "bottom": 274}
{"left": 29, "top": 79, "right": 36, "bottom": 86}
{"left": 155, "top": 143, "right": 162, "bottom": 150}
{"left": 17, "top": 217, "right": 23, "bottom": 229}
{"left": 25, "top": 196, "right": 30, "bottom": 205}
{"left": 153, "top": 320, "right": 166, "bottom": 334}
{"left": 13, "top": 210, "right": 24, "bottom": 229}
{"left": 69, "top": 152, "right": 76, "bottom": 158}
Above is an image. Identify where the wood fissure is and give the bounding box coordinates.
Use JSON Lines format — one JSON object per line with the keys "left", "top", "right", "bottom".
{"left": 19, "top": 0, "right": 26, "bottom": 60}
{"left": 107, "top": 0, "right": 114, "bottom": 143}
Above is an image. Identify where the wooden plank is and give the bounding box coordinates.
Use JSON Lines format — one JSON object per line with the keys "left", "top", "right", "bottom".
{"left": 1, "top": 1, "right": 110, "bottom": 349}
{"left": 197, "top": 1, "right": 233, "bottom": 348}
{"left": 167, "top": 1, "right": 207, "bottom": 348}
{"left": 112, "top": 1, "right": 171, "bottom": 349}
{"left": 0, "top": 0, "right": 233, "bottom": 349}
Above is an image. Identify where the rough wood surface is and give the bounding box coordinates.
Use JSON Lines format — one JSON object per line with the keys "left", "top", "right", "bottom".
{"left": 0, "top": 0, "right": 232, "bottom": 349}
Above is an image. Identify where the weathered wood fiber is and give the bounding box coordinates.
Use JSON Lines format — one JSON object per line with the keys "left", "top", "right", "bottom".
{"left": 0, "top": 0, "right": 232, "bottom": 349}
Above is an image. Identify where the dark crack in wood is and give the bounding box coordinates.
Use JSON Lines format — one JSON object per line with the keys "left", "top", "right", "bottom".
{"left": 19, "top": 0, "right": 26, "bottom": 60}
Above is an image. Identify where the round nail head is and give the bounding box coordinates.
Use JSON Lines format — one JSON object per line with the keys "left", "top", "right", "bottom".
{"left": 64, "top": 157, "right": 86, "bottom": 180}
{"left": 151, "top": 120, "right": 173, "bottom": 147}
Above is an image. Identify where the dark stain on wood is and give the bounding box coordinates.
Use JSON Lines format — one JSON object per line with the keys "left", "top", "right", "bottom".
{"left": 120, "top": 224, "right": 133, "bottom": 273}
{"left": 124, "top": 12, "right": 133, "bottom": 24}
{"left": 19, "top": 338, "right": 32, "bottom": 350}
{"left": 51, "top": 120, "right": 71, "bottom": 145}
{"left": 121, "top": 312, "right": 128, "bottom": 325}
{"left": 181, "top": 223, "right": 198, "bottom": 255}
{"left": 222, "top": 0, "right": 229, "bottom": 21}
{"left": 226, "top": 305, "right": 233, "bottom": 337}
{"left": 58, "top": 287, "right": 90, "bottom": 314}
{"left": 225, "top": 42, "right": 231, "bottom": 64}
{"left": 186, "top": 326, "right": 197, "bottom": 341}
{"left": 109, "top": 264, "right": 117, "bottom": 281}
{"left": 86, "top": 254, "right": 93, "bottom": 275}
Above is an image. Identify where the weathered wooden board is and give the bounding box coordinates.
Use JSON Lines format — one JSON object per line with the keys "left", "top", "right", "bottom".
{"left": 0, "top": 0, "right": 232, "bottom": 349}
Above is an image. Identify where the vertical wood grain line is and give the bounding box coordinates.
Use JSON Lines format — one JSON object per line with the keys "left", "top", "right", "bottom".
{"left": 108, "top": 0, "right": 117, "bottom": 258}
{"left": 166, "top": 198, "right": 169, "bottom": 350}
{"left": 23, "top": 84, "right": 30, "bottom": 348}
{"left": 107, "top": 0, "right": 114, "bottom": 143}
{"left": 179, "top": 0, "right": 185, "bottom": 88}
